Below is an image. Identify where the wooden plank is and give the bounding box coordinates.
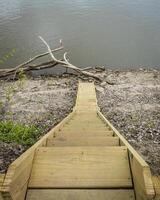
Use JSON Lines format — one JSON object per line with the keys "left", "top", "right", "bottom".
{"left": 0, "top": 174, "right": 5, "bottom": 200}
{"left": 65, "top": 119, "right": 106, "bottom": 125}
{"left": 129, "top": 156, "right": 155, "bottom": 200}
{"left": 64, "top": 123, "right": 107, "bottom": 128}
{"left": 61, "top": 128, "right": 111, "bottom": 132}
{"left": 46, "top": 136, "right": 119, "bottom": 146}
{"left": 26, "top": 189, "right": 135, "bottom": 200}
{"left": 1, "top": 111, "right": 76, "bottom": 200}
{"left": 152, "top": 176, "right": 160, "bottom": 200}
{"left": 76, "top": 108, "right": 97, "bottom": 112}
{"left": 1, "top": 144, "right": 39, "bottom": 200}
{"left": 60, "top": 127, "right": 111, "bottom": 132}
{"left": 63, "top": 126, "right": 108, "bottom": 130}
{"left": 0, "top": 175, "right": 4, "bottom": 186}
{"left": 66, "top": 123, "right": 108, "bottom": 128}
{"left": 68, "top": 120, "right": 105, "bottom": 125}
{"left": 55, "top": 131, "right": 113, "bottom": 137}
{"left": 67, "top": 119, "right": 106, "bottom": 124}
{"left": 97, "top": 111, "right": 155, "bottom": 200}
{"left": 29, "top": 147, "right": 132, "bottom": 188}
{"left": 71, "top": 113, "right": 99, "bottom": 118}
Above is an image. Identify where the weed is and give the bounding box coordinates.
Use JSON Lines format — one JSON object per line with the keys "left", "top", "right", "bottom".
{"left": 5, "top": 86, "right": 15, "bottom": 103}
{"left": 0, "top": 121, "right": 42, "bottom": 146}
{"left": 17, "top": 69, "right": 27, "bottom": 88}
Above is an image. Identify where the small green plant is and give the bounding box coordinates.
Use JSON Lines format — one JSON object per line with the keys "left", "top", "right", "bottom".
{"left": 5, "top": 85, "right": 15, "bottom": 103}
{"left": 0, "top": 121, "right": 42, "bottom": 146}
{"left": 17, "top": 69, "right": 27, "bottom": 88}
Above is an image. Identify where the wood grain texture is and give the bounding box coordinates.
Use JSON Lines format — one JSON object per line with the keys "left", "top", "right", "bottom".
{"left": 55, "top": 131, "right": 113, "bottom": 137}
{"left": 64, "top": 123, "right": 107, "bottom": 128}
{"left": 152, "top": 176, "right": 160, "bottom": 200}
{"left": 29, "top": 147, "right": 132, "bottom": 188}
{"left": 26, "top": 189, "right": 135, "bottom": 200}
{"left": 47, "top": 136, "right": 119, "bottom": 146}
{"left": 0, "top": 174, "right": 5, "bottom": 200}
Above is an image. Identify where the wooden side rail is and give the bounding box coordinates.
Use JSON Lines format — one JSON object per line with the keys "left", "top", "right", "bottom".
{"left": 97, "top": 111, "right": 155, "bottom": 200}
{"left": 0, "top": 174, "right": 5, "bottom": 200}
{"left": 0, "top": 111, "right": 75, "bottom": 200}
{"left": 152, "top": 176, "right": 160, "bottom": 200}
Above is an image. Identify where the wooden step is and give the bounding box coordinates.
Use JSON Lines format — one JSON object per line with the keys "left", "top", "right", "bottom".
{"left": 76, "top": 108, "right": 97, "bottom": 112}
{"left": 26, "top": 189, "right": 135, "bottom": 200}
{"left": 67, "top": 119, "right": 105, "bottom": 124}
{"left": 71, "top": 114, "right": 100, "bottom": 117}
{"left": 60, "top": 127, "right": 111, "bottom": 132}
{"left": 75, "top": 106, "right": 97, "bottom": 108}
{"left": 63, "top": 125, "right": 109, "bottom": 130}
{"left": 29, "top": 147, "right": 132, "bottom": 188}
{"left": 72, "top": 115, "right": 100, "bottom": 119}
{"left": 55, "top": 131, "right": 113, "bottom": 137}
{"left": 47, "top": 136, "right": 119, "bottom": 146}
{"left": 65, "top": 121, "right": 107, "bottom": 126}
{"left": 65, "top": 124, "right": 108, "bottom": 128}
{"left": 68, "top": 120, "right": 106, "bottom": 125}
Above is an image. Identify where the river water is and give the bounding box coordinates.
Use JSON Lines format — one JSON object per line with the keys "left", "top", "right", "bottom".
{"left": 0, "top": 0, "right": 160, "bottom": 69}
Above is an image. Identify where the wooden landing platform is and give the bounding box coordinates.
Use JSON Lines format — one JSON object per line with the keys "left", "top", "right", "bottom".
{"left": 0, "top": 82, "right": 156, "bottom": 200}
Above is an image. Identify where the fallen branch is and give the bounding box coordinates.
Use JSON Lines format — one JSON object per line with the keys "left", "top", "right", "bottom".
{"left": 0, "top": 42, "right": 63, "bottom": 78}
{"left": 0, "top": 36, "right": 102, "bottom": 82}
{"left": 39, "top": 36, "right": 102, "bottom": 81}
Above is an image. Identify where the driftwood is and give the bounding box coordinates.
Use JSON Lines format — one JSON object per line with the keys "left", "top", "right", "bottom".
{"left": 0, "top": 37, "right": 102, "bottom": 81}
{"left": 0, "top": 43, "right": 63, "bottom": 78}
{"left": 39, "top": 36, "right": 102, "bottom": 81}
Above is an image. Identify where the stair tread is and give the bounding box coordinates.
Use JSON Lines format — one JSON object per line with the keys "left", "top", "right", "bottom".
{"left": 47, "top": 136, "right": 119, "bottom": 146}
{"left": 61, "top": 127, "right": 109, "bottom": 130}
{"left": 26, "top": 189, "right": 135, "bottom": 200}
{"left": 29, "top": 147, "right": 132, "bottom": 188}
{"left": 55, "top": 131, "right": 113, "bottom": 137}
{"left": 64, "top": 123, "right": 107, "bottom": 127}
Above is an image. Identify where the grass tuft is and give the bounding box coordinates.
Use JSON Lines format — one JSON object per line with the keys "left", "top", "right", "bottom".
{"left": 0, "top": 121, "right": 42, "bottom": 146}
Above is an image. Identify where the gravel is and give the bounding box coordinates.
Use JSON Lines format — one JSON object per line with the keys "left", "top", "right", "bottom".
{"left": 96, "top": 68, "right": 160, "bottom": 175}
{"left": 0, "top": 68, "right": 159, "bottom": 175}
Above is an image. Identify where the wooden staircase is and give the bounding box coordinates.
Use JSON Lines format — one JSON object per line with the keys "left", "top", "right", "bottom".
{"left": 0, "top": 82, "right": 157, "bottom": 200}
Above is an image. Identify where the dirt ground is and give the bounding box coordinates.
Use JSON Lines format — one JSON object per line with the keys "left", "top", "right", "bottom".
{"left": 0, "top": 68, "right": 159, "bottom": 175}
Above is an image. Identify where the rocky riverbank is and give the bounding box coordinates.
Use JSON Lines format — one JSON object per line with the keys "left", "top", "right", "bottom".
{"left": 0, "top": 75, "right": 78, "bottom": 173}
{"left": 96, "top": 68, "right": 160, "bottom": 175}
{"left": 0, "top": 68, "right": 159, "bottom": 175}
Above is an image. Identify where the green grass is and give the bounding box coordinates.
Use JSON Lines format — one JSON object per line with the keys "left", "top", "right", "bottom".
{"left": 0, "top": 121, "right": 42, "bottom": 146}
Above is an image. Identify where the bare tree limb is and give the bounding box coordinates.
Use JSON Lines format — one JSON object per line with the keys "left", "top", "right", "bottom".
{"left": 0, "top": 41, "right": 63, "bottom": 79}
{"left": 39, "top": 36, "right": 102, "bottom": 81}
{"left": 0, "top": 36, "right": 102, "bottom": 82}
{"left": 0, "top": 43, "right": 63, "bottom": 73}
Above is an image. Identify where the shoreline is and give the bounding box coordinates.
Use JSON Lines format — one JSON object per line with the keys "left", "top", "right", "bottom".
{"left": 0, "top": 68, "right": 160, "bottom": 175}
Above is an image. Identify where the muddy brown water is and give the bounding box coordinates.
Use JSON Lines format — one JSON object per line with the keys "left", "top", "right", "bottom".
{"left": 0, "top": 0, "right": 160, "bottom": 72}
